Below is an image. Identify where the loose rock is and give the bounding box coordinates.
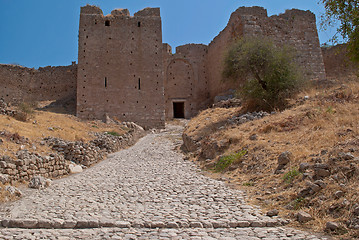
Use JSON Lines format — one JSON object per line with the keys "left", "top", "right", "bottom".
{"left": 297, "top": 212, "right": 313, "bottom": 223}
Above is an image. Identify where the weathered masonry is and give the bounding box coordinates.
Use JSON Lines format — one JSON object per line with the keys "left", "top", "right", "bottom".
{"left": 76, "top": 6, "right": 165, "bottom": 129}
{"left": 0, "top": 63, "right": 77, "bottom": 104}
{"left": 0, "top": 5, "right": 326, "bottom": 129}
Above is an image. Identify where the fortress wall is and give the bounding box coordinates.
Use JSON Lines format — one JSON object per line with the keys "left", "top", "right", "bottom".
{"left": 76, "top": 5, "right": 165, "bottom": 129}
{"left": 264, "top": 9, "right": 326, "bottom": 80}
{"left": 321, "top": 44, "right": 359, "bottom": 78}
{"left": 206, "top": 6, "right": 326, "bottom": 101}
{"left": 163, "top": 44, "right": 209, "bottom": 119}
{"left": 0, "top": 63, "right": 77, "bottom": 104}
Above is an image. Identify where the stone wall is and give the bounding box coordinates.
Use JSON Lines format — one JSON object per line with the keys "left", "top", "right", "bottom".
{"left": 0, "top": 63, "right": 77, "bottom": 104}
{"left": 0, "top": 122, "right": 145, "bottom": 182}
{"left": 0, "top": 152, "right": 70, "bottom": 182}
{"left": 321, "top": 44, "right": 359, "bottom": 78}
{"left": 76, "top": 5, "right": 165, "bottom": 129}
{"left": 205, "top": 6, "right": 326, "bottom": 100}
{"left": 163, "top": 44, "right": 210, "bottom": 119}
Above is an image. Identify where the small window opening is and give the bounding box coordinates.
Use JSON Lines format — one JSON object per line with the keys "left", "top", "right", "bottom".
{"left": 105, "top": 77, "right": 107, "bottom": 88}
{"left": 138, "top": 22, "right": 141, "bottom": 27}
{"left": 105, "top": 20, "right": 110, "bottom": 26}
{"left": 138, "top": 78, "right": 141, "bottom": 90}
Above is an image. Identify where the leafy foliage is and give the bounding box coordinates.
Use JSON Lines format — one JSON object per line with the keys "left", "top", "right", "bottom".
{"left": 223, "top": 37, "right": 302, "bottom": 111}
{"left": 320, "top": 0, "right": 359, "bottom": 62}
{"left": 215, "top": 150, "right": 247, "bottom": 172}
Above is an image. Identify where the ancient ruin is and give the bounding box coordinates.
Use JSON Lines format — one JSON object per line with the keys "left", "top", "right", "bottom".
{"left": 0, "top": 5, "right": 326, "bottom": 129}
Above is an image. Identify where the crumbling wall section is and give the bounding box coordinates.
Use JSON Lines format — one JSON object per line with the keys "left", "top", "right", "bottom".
{"left": 0, "top": 64, "right": 77, "bottom": 104}
{"left": 77, "top": 5, "right": 165, "bottom": 129}
{"left": 163, "top": 44, "right": 210, "bottom": 119}
{"left": 206, "top": 6, "right": 326, "bottom": 101}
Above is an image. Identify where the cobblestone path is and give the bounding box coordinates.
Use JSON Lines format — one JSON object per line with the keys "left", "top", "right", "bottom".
{"left": 0, "top": 124, "right": 330, "bottom": 239}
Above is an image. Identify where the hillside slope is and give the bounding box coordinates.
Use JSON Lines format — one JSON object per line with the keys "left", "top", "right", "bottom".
{"left": 183, "top": 79, "right": 359, "bottom": 239}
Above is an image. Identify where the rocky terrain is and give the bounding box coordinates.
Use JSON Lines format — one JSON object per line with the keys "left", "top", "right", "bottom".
{"left": 182, "top": 79, "right": 359, "bottom": 239}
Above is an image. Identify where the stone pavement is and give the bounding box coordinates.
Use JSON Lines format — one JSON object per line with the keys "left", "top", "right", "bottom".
{"left": 0, "top": 124, "right": 330, "bottom": 239}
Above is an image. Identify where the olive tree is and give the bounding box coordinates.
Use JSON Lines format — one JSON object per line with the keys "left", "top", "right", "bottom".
{"left": 222, "top": 37, "right": 302, "bottom": 111}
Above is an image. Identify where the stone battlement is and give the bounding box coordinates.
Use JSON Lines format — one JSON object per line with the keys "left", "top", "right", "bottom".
{"left": 80, "top": 4, "right": 160, "bottom": 18}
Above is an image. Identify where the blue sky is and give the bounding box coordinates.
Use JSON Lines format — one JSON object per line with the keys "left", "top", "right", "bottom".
{"left": 0, "top": 0, "right": 338, "bottom": 68}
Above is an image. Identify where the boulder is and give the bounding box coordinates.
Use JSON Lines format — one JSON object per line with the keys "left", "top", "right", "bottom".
{"left": 0, "top": 174, "right": 9, "bottom": 184}
{"left": 338, "top": 152, "right": 355, "bottom": 160}
{"left": 334, "top": 190, "right": 344, "bottom": 198}
{"left": 5, "top": 186, "right": 22, "bottom": 197}
{"left": 28, "top": 176, "right": 51, "bottom": 189}
{"left": 297, "top": 211, "right": 313, "bottom": 223}
{"left": 275, "top": 151, "right": 293, "bottom": 173}
{"left": 266, "top": 209, "right": 279, "bottom": 217}
{"left": 69, "top": 163, "right": 83, "bottom": 174}
{"left": 278, "top": 151, "right": 293, "bottom": 166}
{"left": 325, "top": 221, "right": 339, "bottom": 231}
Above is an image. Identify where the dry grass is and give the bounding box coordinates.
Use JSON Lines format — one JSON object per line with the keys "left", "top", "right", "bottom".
{"left": 185, "top": 78, "right": 359, "bottom": 239}
{"left": 0, "top": 107, "right": 127, "bottom": 158}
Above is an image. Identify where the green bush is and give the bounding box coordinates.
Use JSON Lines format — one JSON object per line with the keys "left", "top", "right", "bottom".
{"left": 283, "top": 167, "right": 301, "bottom": 184}
{"left": 215, "top": 150, "right": 247, "bottom": 172}
{"left": 223, "top": 37, "right": 303, "bottom": 111}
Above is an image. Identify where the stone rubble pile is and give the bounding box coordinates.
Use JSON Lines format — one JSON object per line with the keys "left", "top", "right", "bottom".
{"left": 228, "top": 111, "right": 271, "bottom": 125}
{"left": 45, "top": 122, "right": 145, "bottom": 167}
{"left": 0, "top": 98, "right": 16, "bottom": 117}
{"left": 45, "top": 137, "right": 105, "bottom": 167}
{"left": 28, "top": 175, "right": 52, "bottom": 189}
{"left": 212, "top": 98, "right": 242, "bottom": 108}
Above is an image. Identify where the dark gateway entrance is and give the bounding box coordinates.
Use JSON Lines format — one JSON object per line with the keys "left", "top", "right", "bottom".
{"left": 173, "top": 102, "right": 185, "bottom": 118}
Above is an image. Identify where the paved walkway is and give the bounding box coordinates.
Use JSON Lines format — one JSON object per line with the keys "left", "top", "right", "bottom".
{"left": 0, "top": 124, "right": 330, "bottom": 239}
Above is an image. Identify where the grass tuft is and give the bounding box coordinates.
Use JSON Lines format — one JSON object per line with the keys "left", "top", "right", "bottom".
{"left": 215, "top": 150, "right": 247, "bottom": 172}
{"left": 283, "top": 167, "right": 301, "bottom": 184}
{"left": 106, "top": 131, "right": 121, "bottom": 136}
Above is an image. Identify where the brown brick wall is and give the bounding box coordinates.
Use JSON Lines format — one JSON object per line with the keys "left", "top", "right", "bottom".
{"left": 76, "top": 5, "right": 165, "bottom": 129}
{"left": 0, "top": 63, "right": 77, "bottom": 104}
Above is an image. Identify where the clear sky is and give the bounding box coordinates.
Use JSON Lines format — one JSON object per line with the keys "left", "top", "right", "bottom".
{"left": 0, "top": 0, "right": 338, "bottom": 68}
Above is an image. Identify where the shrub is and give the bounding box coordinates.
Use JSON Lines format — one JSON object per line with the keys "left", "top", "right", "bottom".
{"left": 215, "top": 150, "right": 247, "bottom": 172}
{"left": 223, "top": 37, "right": 303, "bottom": 111}
{"left": 283, "top": 167, "right": 301, "bottom": 184}
{"left": 14, "top": 102, "right": 36, "bottom": 122}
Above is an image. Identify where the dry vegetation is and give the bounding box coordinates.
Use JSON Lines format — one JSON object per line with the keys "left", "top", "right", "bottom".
{"left": 184, "top": 77, "right": 359, "bottom": 239}
{"left": 0, "top": 106, "right": 127, "bottom": 158}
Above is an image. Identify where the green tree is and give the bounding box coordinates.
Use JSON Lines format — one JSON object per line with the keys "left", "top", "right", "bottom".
{"left": 320, "top": 0, "right": 359, "bottom": 62}
{"left": 222, "top": 37, "right": 302, "bottom": 111}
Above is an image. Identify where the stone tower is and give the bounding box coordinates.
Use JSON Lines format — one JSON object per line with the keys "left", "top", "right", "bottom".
{"left": 76, "top": 5, "right": 165, "bottom": 129}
